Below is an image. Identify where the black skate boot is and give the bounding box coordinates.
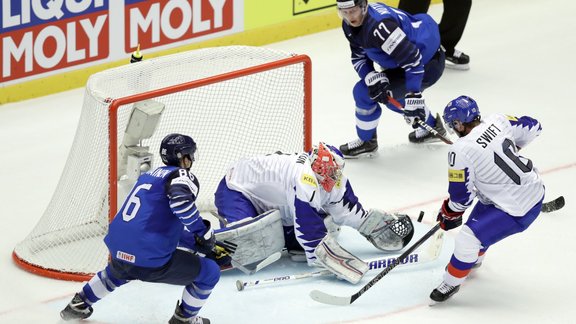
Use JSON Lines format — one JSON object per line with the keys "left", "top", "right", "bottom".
{"left": 339, "top": 133, "right": 378, "bottom": 158}
{"left": 408, "top": 113, "right": 448, "bottom": 144}
{"left": 445, "top": 49, "right": 470, "bottom": 70}
{"left": 60, "top": 293, "right": 93, "bottom": 321}
{"left": 429, "top": 282, "right": 461, "bottom": 304}
{"left": 169, "top": 302, "right": 211, "bottom": 324}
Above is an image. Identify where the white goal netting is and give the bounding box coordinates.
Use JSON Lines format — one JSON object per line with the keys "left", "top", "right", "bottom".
{"left": 13, "top": 46, "right": 311, "bottom": 280}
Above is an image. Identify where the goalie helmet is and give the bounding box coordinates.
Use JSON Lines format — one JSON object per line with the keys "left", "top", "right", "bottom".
{"left": 160, "top": 133, "right": 197, "bottom": 167}
{"left": 443, "top": 95, "right": 480, "bottom": 131}
{"left": 309, "top": 142, "right": 345, "bottom": 192}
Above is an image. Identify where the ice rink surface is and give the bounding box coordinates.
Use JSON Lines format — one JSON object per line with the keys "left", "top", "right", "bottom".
{"left": 1, "top": 0, "right": 575, "bottom": 322}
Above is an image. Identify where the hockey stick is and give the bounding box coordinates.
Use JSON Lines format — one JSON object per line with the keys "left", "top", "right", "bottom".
{"left": 309, "top": 222, "right": 442, "bottom": 306}
{"left": 387, "top": 96, "right": 453, "bottom": 145}
{"left": 541, "top": 196, "right": 565, "bottom": 213}
{"left": 236, "top": 227, "right": 444, "bottom": 291}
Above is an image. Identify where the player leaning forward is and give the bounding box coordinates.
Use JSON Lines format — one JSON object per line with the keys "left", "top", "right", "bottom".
{"left": 213, "top": 143, "right": 414, "bottom": 284}
{"left": 432, "top": 96, "right": 544, "bottom": 303}
{"left": 61, "top": 134, "right": 230, "bottom": 324}
{"left": 337, "top": 0, "right": 447, "bottom": 158}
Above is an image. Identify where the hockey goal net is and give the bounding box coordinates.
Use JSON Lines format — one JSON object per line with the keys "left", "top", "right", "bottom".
{"left": 13, "top": 46, "right": 312, "bottom": 281}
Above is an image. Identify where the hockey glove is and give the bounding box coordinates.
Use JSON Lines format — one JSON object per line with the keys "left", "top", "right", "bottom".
{"left": 194, "top": 219, "right": 232, "bottom": 268}
{"left": 404, "top": 92, "right": 427, "bottom": 128}
{"left": 437, "top": 199, "right": 463, "bottom": 231}
{"left": 365, "top": 71, "right": 390, "bottom": 104}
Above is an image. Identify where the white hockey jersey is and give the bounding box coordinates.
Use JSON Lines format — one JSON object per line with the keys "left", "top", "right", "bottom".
{"left": 224, "top": 152, "right": 368, "bottom": 263}
{"left": 447, "top": 114, "right": 544, "bottom": 216}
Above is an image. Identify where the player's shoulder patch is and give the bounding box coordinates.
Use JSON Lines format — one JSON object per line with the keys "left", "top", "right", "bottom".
{"left": 301, "top": 173, "right": 318, "bottom": 187}
{"left": 448, "top": 169, "right": 465, "bottom": 182}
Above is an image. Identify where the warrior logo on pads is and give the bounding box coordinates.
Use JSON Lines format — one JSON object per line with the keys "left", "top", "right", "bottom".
{"left": 301, "top": 174, "right": 318, "bottom": 187}
{"left": 448, "top": 169, "right": 465, "bottom": 182}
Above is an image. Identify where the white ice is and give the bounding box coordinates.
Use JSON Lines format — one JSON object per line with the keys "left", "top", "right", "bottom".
{"left": 1, "top": 0, "right": 575, "bottom": 323}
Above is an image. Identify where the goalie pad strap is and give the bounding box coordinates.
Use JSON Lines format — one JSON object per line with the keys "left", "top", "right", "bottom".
{"left": 314, "top": 235, "right": 369, "bottom": 284}
{"left": 358, "top": 209, "right": 414, "bottom": 252}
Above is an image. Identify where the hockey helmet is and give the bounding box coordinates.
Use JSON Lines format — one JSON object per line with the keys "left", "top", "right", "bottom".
{"left": 336, "top": 0, "right": 367, "bottom": 9}
{"left": 337, "top": 0, "right": 368, "bottom": 27}
{"left": 443, "top": 95, "right": 481, "bottom": 131}
{"left": 160, "top": 133, "right": 197, "bottom": 167}
{"left": 309, "top": 142, "right": 345, "bottom": 192}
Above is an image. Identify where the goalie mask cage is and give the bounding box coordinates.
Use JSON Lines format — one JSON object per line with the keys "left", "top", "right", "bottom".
{"left": 13, "top": 46, "right": 312, "bottom": 281}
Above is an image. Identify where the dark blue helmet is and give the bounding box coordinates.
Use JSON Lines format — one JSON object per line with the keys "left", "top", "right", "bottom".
{"left": 443, "top": 95, "right": 480, "bottom": 129}
{"left": 160, "top": 133, "right": 197, "bottom": 166}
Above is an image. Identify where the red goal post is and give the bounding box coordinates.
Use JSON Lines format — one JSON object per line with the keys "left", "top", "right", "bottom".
{"left": 13, "top": 46, "right": 312, "bottom": 281}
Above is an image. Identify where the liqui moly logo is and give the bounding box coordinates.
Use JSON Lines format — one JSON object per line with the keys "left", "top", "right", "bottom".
{"left": 1, "top": 0, "right": 109, "bottom": 82}
{"left": 124, "top": 0, "right": 235, "bottom": 52}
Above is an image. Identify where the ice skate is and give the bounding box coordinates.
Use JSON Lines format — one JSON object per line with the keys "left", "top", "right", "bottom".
{"left": 408, "top": 113, "right": 447, "bottom": 143}
{"left": 60, "top": 293, "right": 93, "bottom": 321}
{"left": 339, "top": 134, "right": 378, "bottom": 158}
{"left": 429, "top": 282, "right": 461, "bottom": 305}
{"left": 169, "top": 302, "right": 211, "bottom": 324}
{"left": 445, "top": 49, "right": 470, "bottom": 70}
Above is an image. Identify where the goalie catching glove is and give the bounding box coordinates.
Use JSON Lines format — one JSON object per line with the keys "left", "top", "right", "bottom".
{"left": 194, "top": 219, "right": 232, "bottom": 267}
{"left": 437, "top": 198, "right": 463, "bottom": 231}
{"left": 358, "top": 209, "right": 414, "bottom": 252}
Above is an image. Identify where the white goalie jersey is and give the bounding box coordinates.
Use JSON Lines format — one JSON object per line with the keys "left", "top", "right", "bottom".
{"left": 224, "top": 152, "right": 368, "bottom": 264}
{"left": 447, "top": 114, "right": 544, "bottom": 216}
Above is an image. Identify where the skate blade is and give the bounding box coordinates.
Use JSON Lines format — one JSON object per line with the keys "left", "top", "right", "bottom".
{"left": 445, "top": 63, "right": 470, "bottom": 71}
{"left": 343, "top": 151, "right": 379, "bottom": 159}
{"left": 428, "top": 299, "right": 440, "bottom": 306}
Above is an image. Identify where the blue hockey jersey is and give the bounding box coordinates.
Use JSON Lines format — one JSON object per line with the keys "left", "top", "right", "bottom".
{"left": 104, "top": 166, "right": 206, "bottom": 268}
{"left": 343, "top": 2, "right": 440, "bottom": 92}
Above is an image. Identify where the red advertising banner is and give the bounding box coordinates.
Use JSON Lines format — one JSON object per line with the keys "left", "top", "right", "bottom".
{"left": 1, "top": 0, "right": 110, "bottom": 83}
{"left": 124, "top": 0, "right": 235, "bottom": 53}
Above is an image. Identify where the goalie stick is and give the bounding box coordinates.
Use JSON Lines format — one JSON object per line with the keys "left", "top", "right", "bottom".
{"left": 236, "top": 227, "right": 444, "bottom": 291}
{"left": 231, "top": 252, "right": 282, "bottom": 275}
{"left": 309, "top": 222, "right": 442, "bottom": 306}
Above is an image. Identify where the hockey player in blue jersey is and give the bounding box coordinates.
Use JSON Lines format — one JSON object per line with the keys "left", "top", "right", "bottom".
{"left": 60, "top": 133, "right": 229, "bottom": 324}
{"left": 430, "top": 96, "right": 544, "bottom": 303}
{"left": 336, "top": 0, "right": 448, "bottom": 158}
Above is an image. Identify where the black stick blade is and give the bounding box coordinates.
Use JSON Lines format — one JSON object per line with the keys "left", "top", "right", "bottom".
{"left": 541, "top": 196, "right": 565, "bottom": 213}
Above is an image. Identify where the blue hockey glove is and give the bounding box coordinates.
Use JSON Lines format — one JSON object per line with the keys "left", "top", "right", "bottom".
{"left": 437, "top": 199, "right": 463, "bottom": 231}
{"left": 365, "top": 71, "right": 390, "bottom": 104}
{"left": 404, "top": 92, "right": 427, "bottom": 128}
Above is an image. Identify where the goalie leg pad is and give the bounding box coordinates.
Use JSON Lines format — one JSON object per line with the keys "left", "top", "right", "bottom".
{"left": 314, "top": 235, "right": 369, "bottom": 284}
{"left": 215, "top": 210, "right": 284, "bottom": 267}
{"left": 358, "top": 209, "right": 414, "bottom": 252}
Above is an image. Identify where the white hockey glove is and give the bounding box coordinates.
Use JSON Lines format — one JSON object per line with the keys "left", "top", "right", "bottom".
{"left": 403, "top": 92, "right": 429, "bottom": 128}
{"left": 358, "top": 209, "right": 414, "bottom": 252}
{"left": 365, "top": 71, "right": 391, "bottom": 104}
{"left": 314, "top": 235, "right": 369, "bottom": 284}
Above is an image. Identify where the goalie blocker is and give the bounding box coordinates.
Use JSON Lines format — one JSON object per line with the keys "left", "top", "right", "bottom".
{"left": 214, "top": 209, "right": 284, "bottom": 270}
